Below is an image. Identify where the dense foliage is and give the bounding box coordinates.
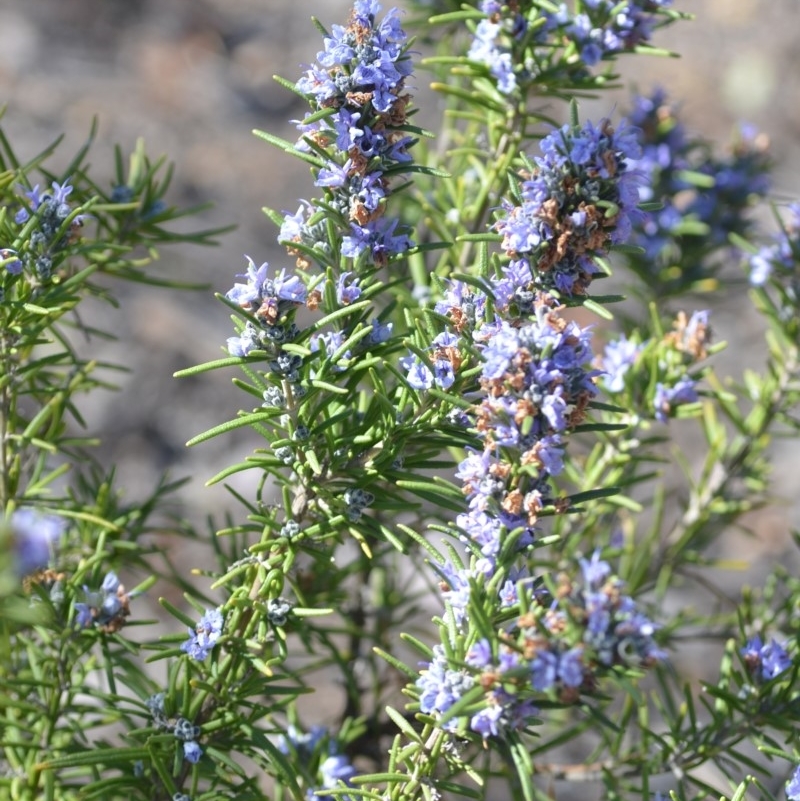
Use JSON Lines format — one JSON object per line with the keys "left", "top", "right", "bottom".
{"left": 2, "top": 3, "right": 800, "bottom": 801}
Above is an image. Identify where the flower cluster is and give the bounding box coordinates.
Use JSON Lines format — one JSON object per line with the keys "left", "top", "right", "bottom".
{"left": 467, "top": 1, "right": 676, "bottom": 95}
{"left": 740, "top": 635, "right": 792, "bottom": 683}
{"left": 400, "top": 331, "right": 462, "bottom": 391}
{"left": 74, "top": 571, "right": 132, "bottom": 633}
{"left": 468, "top": 3, "right": 521, "bottom": 95}
{"left": 492, "top": 118, "right": 644, "bottom": 298}
{"left": 625, "top": 89, "right": 770, "bottom": 283}
{"left": 413, "top": 298, "right": 601, "bottom": 626}
{"left": 11, "top": 181, "right": 85, "bottom": 280}
{"left": 182, "top": 607, "right": 224, "bottom": 661}
{"left": 4, "top": 508, "right": 65, "bottom": 578}
{"left": 287, "top": 0, "right": 415, "bottom": 269}
{"left": 226, "top": 256, "right": 307, "bottom": 358}
{"left": 278, "top": 724, "right": 357, "bottom": 801}
{"left": 416, "top": 220, "right": 667, "bottom": 741}
{"left": 747, "top": 203, "right": 800, "bottom": 289}
{"left": 417, "top": 644, "right": 476, "bottom": 730}
{"left": 412, "top": 111, "right": 671, "bottom": 740}
{"left": 556, "top": 0, "right": 675, "bottom": 66}
{"left": 226, "top": 1, "right": 416, "bottom": 440}
{"left": 434, "top": 279, "right": 487, "bottom": 335}
{"left": 685, "top": 124, "right": 771, "bottom": 245}
{"left": 450, "top": 306, "right": 598, "bottom": 576}
{"left": 427, "top": 115, "right": 644, "bottom": 392}
{"left": 146, "top": 693, "right": 203, "bottom": 764}
{"left": 418, "top": 552, "right": 664, "bottom": 738}
{"left": 599, "top": 309, "right": 710, "bottom": 422}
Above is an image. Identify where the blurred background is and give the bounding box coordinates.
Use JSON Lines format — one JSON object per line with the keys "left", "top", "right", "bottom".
{"left": 1, "top": 0, "right": 798, "bottom": 600}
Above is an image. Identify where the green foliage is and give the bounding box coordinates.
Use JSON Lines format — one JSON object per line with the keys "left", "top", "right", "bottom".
{"left": 2, "top": 4, "right": 800, "bottom": 801}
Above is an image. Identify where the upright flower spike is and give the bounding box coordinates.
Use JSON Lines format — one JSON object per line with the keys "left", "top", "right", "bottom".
{"left": 288, "top": 1, "right": 415, "bottom": 271}
{"left": 412, "top": 105, "right": 670, "bottom": 742}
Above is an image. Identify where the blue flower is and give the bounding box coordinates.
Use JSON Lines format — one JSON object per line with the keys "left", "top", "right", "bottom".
{"left": 336, "top": 272, "right": 362, "bottom": 305}
{"left": 432, "top": 359, "right": 455, "bottom": 390}
{"left": 341, "top": 217, "right": 412, "bottom": 266}
{"left": 746, "top": 204, "right": 799, "bottom": 287}
{"left": 310, "top": 330, "right": 350, "bottom": 372}
{"left": 600, "top": 335, "right": 642, "bottom": 393}
{"left": 320, "top": 754, "right": 357, "bottom": 789}
{"left": 437, "top": 562, "right": 473, "bottom": 625}
{"left": 277, "top": 724, "right": 327, "bottom": 757}
{"left": 400, "top": 354, "right": 433, "bottom": 391}
{"left": 653, "top": 375, "right": 698, "bottom": 422}
{"left": 466, "top": 639, "right": 493, "bottom": 668}
{"left": 367, "top": 318, "right": 393, "bottom": 344}
{"left": 760, "top": 639, "right": 792, "bottom": 680}
{"left": 182, "top": 741, "right": 203, "bottom": 764}
{"left": 417, "top": 645, "right": 476, "bottom": 728}
{"left": 749, "top": 247, "right": 775, "bottom": 287}
{"left": 580, "top": 550, "right": 612, "bottom": 588}
{"left": 741, "top": 635, "right": 792, "bottom": 682}
{"left": 227, "top": 324, "right": 261, "bottom": 358}
{"left": 558, "top": 648, "right": 585, "bottom": 688}
{"left": 15, "top": 183, "right": 46, "bottom": 223}
{"left": 1, "top": 249, "right": 23, "bottom": 275}
{"left": 74, "top": 603, "right": 94, "bottom": 629}
{"left": 531, "top": 650, "right": 558, "bottom": 691}
{"left": 226, "top": 256, "right": 307, "bottom": 314}
{"left": 14, "top": 181, "right": 81, "bottom": 252}
{"left": 786, "top": 765, "right": 800, "bottom": 801}
{"left": 470, "top": 704, "right": 504, "bottom": 739}
{"left": 73, "top": 570, "right": 132, "bottom": 632}
{"left": 182, "top": 607, "right": 224, "bottom": 661}
{"left": 493, "top": 118, "right": 644, "bottom": 298}
{"left": 7, "top": 508, "right": 66, "bottom": 577}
